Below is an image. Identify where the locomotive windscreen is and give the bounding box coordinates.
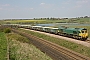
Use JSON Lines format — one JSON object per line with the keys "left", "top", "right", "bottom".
{"left": 81, "top": 29, "right": 87, "bottom": 33}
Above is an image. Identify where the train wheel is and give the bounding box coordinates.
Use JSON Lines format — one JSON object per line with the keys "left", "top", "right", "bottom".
{"left": 73, "top": 35, "right": 75, "bottom": 39}
{"left": 82, "top": 38, "right": 87, "bottom": 41}
{"left": 64, "top": 33, "right": 67, "bottom": 37}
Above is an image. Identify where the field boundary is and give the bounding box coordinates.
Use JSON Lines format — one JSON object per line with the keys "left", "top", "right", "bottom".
{"left": 6, "top": 36, "right": 10, "bottom": 60}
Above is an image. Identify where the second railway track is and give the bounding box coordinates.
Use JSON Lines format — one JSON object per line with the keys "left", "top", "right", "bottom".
{"left": 11, "top": 29, "right": 90, "bottom": 60}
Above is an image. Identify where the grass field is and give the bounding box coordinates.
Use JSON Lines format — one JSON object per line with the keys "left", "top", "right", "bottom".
{"left": 6, "top": 33, "right": 52, "bottom": 60}
{"left": 18, "top": 28, "right": 90, "bottom": 57}
{"left": 0, "top": 18, "right": 89, "bottom": 24}
{"left": 3, "top": 19, "right": 67, "bottom": 24}
{"left": 0, "top": 32, "right": 7, "bottom": 60}
{"left": 74, "top": 18, "right": 90, "bottom": 23}
{"left": 4, "top": 20, "right": 46, "bottom": 24}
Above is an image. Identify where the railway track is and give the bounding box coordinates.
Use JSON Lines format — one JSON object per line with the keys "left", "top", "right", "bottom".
{"left": 86, "top": 41, "right": 90, "bottom": 43}
{"left": 85, "top": 39, "right": 90, "bottom": 43}
{"left": 23, "top": 29, "right": 90, "bottom": 48}
{"left": 11, "top": 29, "right": 90, "bottom": 60}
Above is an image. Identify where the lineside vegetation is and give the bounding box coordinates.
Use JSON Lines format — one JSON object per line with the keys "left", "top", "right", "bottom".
{"left": 0, "top": 32, "right": 7, "bottom": 60}
{"left": 6, "top": 33, "right": 52, "bottom": 60}
{"left": 0, "top": 26, "right": 52, "bottom": 60}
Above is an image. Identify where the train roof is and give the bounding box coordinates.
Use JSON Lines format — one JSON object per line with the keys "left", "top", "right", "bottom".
{"left": 3, "top": 24, "right": 20, "bottom": 25}
{"left": 42, "top": 27, "right": 52, "bottom": 28}
{"left": 58, "top": 26, "right": 65, "bottom": 29}
{"left": 65, "top": 28, "right": 86, "bottom": 31}
{"left": 20, "top": 25, "right": 31, "bottom": 26}
{"left": 32, "top": 26, "right": 42, "bottom": 27}
{"left": 50, "top": 28, "right": 58, "bottom": 29}
{"left": 75, "top": 28, "right": 87, "bottom": 31}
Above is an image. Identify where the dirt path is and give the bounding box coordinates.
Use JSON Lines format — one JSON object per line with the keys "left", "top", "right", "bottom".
{"left": 6, "top": 36, "right": 9, "bottom": 60}
{"left": 24, "top": 29, "right": 90, "bottom": 48}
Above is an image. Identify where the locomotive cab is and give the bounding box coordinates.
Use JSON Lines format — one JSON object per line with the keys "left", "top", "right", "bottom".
{"left": 79, "top": 28, "right": 88, "bottom": 40}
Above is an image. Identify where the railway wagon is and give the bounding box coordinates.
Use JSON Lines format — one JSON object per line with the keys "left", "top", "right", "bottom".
{"left": 31, "top": 26, "right": 42, "bottom": 31}
{"left": 19, "top": 25, "right": 31, "bottom": 29}
{"left": 58, "top": 26, "right": 65, "bottom": 36}
{"left": 50, "top": 28, "right": 59, "bottom": 34}
{"left": 2, "top": 24, "right": 19, "bottom": 28}
{"left": 61, "top": 28, "right": 88, "bottom": 40}
{"left": 41, "top": 27, "right": 51, "bottom": 32}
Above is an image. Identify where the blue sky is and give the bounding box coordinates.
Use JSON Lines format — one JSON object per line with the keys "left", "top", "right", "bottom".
{"left": 0, "top": 0, "right": 90, "bottom": 19}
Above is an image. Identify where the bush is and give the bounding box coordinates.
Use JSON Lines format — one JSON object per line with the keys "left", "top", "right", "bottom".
{"left": 4, "top": 28, "right": 11, "bottom": 33}
{"left": 0, "top": 26, "right": 5, "bottom": 32}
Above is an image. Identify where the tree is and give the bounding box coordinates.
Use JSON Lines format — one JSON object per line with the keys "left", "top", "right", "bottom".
{"left": 84, "top": 16, "right": 89, "bottom": 18}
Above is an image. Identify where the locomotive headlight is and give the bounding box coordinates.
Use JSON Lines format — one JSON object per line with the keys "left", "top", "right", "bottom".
{"left": 58, "top": 30, "right": 59, "bottom": 32}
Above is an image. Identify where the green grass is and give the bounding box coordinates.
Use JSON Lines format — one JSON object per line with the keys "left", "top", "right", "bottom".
{"left": 75, "top": 18, "right": 90, "bottom": 24}
{"left": 0, "top": 32, "right": 7, "bottom": 60}
{"left": 5, "top": 20, "right": 47, "bottom": 24}
{"left": 1, "top": 18, "right": 90, "bottom": 24}
{"left": 18, "top": 28, "right": 90, "bottom": 57}
{"left": 6, "top": 33, "right": 52, "bottom": 60}
{"left": 0, "top": 20, "right": 6, "bottom": 24}
{"left": 7, "top": 33, "right": 29, "bottom": 43}
{"left": 2, "top": 19, "right": 68, "bottom": 24}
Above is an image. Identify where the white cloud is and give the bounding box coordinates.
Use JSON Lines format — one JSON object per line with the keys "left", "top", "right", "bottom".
{"left": 40, "top": 3, "right": 45, "bottom": 5}
{"left": 75, "top": 0, "right": 88, "bottom": 8}
{"left": 24, "top": 8, "right": 34, "bottom": 11}
{"left": 62, "top": 0, "right": 72, "bottom": 5}
{"left": 15, "top": 6, "right": 19, "bottom": 8}
{"left": 0, "top": 8, "right": 3, "bottom": 10}
{"left": 30, "top": 8, "right": 33, "bottom": 10}
{"left": 75, "top": 5, "right": 82, "bottom": 8}
{"left": 62, "top": 7, "right": 65, "bottom": 8}
{"left": 62, "top": 2, "right": 69, "bottom": 5}
{"left": 76, "top": 0, "right": 88, "bottom": 5}
{"left": 1, "top": 4, "right": 10, "bottom": 7}
{"left": 53, "top": 9, "right": 56, "bottom": 11}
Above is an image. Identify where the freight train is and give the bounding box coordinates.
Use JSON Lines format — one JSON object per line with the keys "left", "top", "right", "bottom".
{"left": 2, "top": 24, "right": 88, "bottom": 41}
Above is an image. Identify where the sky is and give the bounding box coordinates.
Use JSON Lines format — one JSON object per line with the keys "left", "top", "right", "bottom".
{"left": 0, "top": 0, "right": 90, "bottom": 19}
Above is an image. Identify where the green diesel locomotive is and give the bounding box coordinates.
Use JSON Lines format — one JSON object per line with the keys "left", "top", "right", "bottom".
{"left": 58, "top": 27, "right": 88, "bottom": 40}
